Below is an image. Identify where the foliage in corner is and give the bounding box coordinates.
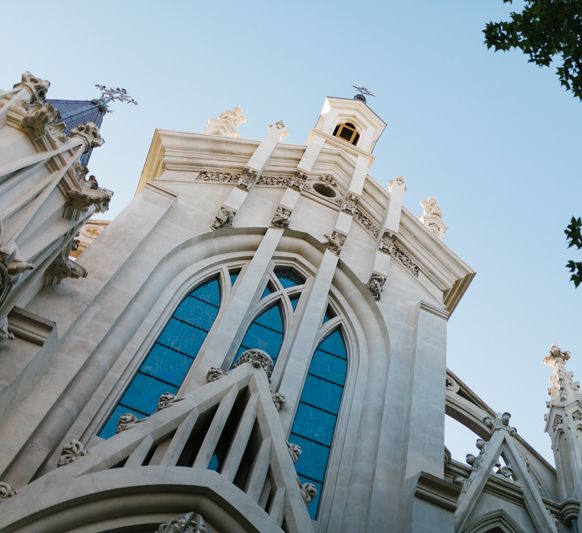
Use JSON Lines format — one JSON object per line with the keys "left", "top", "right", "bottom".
{"left": 565, "top": 217, "right": 582, "bottom": 287}
{"left": 483, "top": 0, "right": 582, "bottom": 101}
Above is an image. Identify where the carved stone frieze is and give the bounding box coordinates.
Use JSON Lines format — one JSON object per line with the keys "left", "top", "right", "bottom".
{"left": 340, "top": 193, "right": 360, "bottom": 215}
{"left": 353, "top": 206, "right": 380, "bottom": 238}
{"left": 272, "top": 392, "right": 286, "bottom": 411}
{"left": 237, "top": 167, "right": 258, "bottom": 191}
{"left": 157, "top": 392, "right": 182, "bottom": 411}
{"left": 287, "top": 441, "right": 302, "bottom": 463}
{"left": 13, "top": 71, "right": 50, "bottom": 102}
{"left": 117, "top": 413, "right": 139, "bottom": 433}
{"left": 210, "top": 206, "right": 236, "bottom": 230}
{"left": 70, "top": 122, "right": 104, "bottom": 153}
{"left": 367, "top": 272, "right": 387, "bottom": 301}
{"left": 271, "top": 205, "right": 291, "bottom": 228}
{"left": 378, "top": 231, "right": 420, "bottom": 277}
{"left": 157, "top": 512, "right": 207, "bottom": 533}
{"left": 298, "top": 479, "right": 318, "bottom": 505}
{"left": 0, "top": 481, "right": 17, "bottom": 500}
{"left": 233, "top": 349, "right": 274, "bottom": 379}
{"left": 196, "top": 171, "right": 240, "bottom": 184}
{"left": 45, "top": 254, "right": 88, "bottom": 286}
{"left": 206, "top": 367, "right": 226, "bottom": 382}
{"left": 325, "top": 230, "right": 347, "bottom": 255}
{"left": 57, "top": 439, "right": 88, "bottom": 466}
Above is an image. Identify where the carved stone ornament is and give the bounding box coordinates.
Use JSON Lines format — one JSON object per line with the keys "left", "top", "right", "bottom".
{"left": 378, "top": 231, "right": 419, "bottom": 278}
{"left": 70, "top": 122, "right": 104, "bottom": 153}
{"left": 20, "top": 101, "right": 60, "bottom": 138}
{"left": 287, "top": 441, "right": 302, "bottom": 463}
{"left": 272, "top": 392, "right": 286, "bottom": 411}
{"left": 494, "top": 462, "right": 515, "bottom": 480}
{"left": 219, "top": 106, "right": 246, "bottom": 127}
{"left": 271, "top": 205, "right": 291, "bottom": 228}
{"left": 206, "top": 106, "right": 247, "bottom": 138}
{"left": 367, "top": 272, "right": 387, "bottom": 301}
{"left": 206, "top": 367, "right": 226, "bottom": 383}
{"left": 117, "top": 413, "right": 139, "bottom": 433}
{"left": 389, "top": 175, "right": 406, "bottom": 188}
{"left": 483, "top": 412, "right": 517, "bottom": 436}
{"left": 445, "top": 375, "right": 460, "bottom": 394}
{"left": 157, "top": 392, "right": 182, "bottom": 411}
{"left": 353, "top": 206, "right": 380, "bottom": 238}
{"left": 67, "top": 177, "right": 113, "bottom": 214}
{"left": 210, "top": 206, "right": 236, "bottom": 231}
{"left": 57, "top": 439, "right": 88, "bottom": 466}
{"left": 196, "top": 171, "right": 240, "bottom": 185}
{"left": 0, "top": 481, "right": 17, "bottom": 500}
{"left": 325, "top": 230, "right": 347, "bottom": 255}
{"left": 320, "top": 173, "right": 337, "bottom": 187}
{"left": 45, "top": 254, "right": 88, "bottom": 285}
{"left": 233, "top": 349, "right": 274, "bottom": 379}
{"left": 552, "top": 414, "right": 563, "bottom": 428}
{"left": 13, "top": 71, "right": 50, "bottom": 102}
{"left": 289, "top": 170, "right": 307, "bottom": 191}
{"left": 298, "top": 479, "right": 318, "bottom": 505}
{"left": 157, "top": 512, "right": 207, "bottom": 533}
{"left": 573, "top": 409, "right": 582, "bottom": 421}
{"left": 237, "top": 167, "right": 258, "bottom": 191}
{"left": 340, "top": 193, "right": 360, "bottom": 215}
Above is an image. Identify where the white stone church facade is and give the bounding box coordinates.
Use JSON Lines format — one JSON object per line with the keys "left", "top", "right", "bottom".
{"left": 0, "top": 72, "right": 580, "bottom": 532}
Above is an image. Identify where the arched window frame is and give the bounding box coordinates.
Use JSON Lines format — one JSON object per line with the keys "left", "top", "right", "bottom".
{"left": 332, "top": 120, "right": 361, "bottom": 146}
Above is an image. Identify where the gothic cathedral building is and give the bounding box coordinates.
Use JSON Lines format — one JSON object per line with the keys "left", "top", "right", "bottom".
{"left": 0, "top": 72, "right": 580, "bottom": 532}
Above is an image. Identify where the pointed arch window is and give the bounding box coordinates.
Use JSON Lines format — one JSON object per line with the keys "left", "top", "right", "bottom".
{"left": 332, "top": 121, "right": 360, "bottom": 145}
{"left": 290, "top": 326, "right": 348, "bottom": 518}
{"left": 99, "top": 274, "right": 225, "bottom": 438}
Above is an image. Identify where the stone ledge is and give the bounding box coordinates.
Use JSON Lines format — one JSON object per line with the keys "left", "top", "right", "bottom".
{"left": 415, "top": 471, "right": 461, "bottom": 512}
{"left": 8, "top": 307, "right": 55, "bottom": 346}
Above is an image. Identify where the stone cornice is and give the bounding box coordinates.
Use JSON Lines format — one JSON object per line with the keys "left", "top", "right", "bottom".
{"left": 415, "top": 471, "right": 461, "bottom": 512}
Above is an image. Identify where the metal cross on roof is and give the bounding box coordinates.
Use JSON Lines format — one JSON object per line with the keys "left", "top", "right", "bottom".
{"left": 95, "top": 85, "right": 138, "bottom": 108}
{"left": 352, "top": 85, "right": 376, "bottom": 97}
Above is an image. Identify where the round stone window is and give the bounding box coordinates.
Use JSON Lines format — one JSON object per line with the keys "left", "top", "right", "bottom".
{"left": 312, "top": 182, "right": 336, "bottom": 198}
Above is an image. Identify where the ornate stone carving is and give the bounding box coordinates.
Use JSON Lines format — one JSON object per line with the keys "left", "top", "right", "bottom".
{"left": 206, "top": 106, "right": 247, "bottom": 138}
{"left": 13, "top": 71, "right": 50, "bottom": 102}
{"left": 420, "top": 197, "right": 442, "bottom": 217}
{"left": 419, "top": 197, "right": 447, "bottom": 240}
{"left": 483, "top": 412, "right": 517, "bottom": 436}
{"left": 544, "top": 344, "right": 580, "bottom": 406}
{"left": 237, "top": 167, "right": 258, "bottom": 191}
{"left": 20, "top": 102, "right": 60, "bottom": 138}
{"left": 320, "top": 173, "right": 337, "bottom": 187}
{"left": 67, "top": 176, "right": 113, "bottom": 214}
{"left": 196, "top": 171, "right": 240, "bottom": 184}
{"left": 298, "top": 480, "right": 318, "bottom": 505}
{"left": 389, "top": 175, "right": 406, "bottom": 187}
{"left": 445, "top": 375, "right": 460, "bottom": 394}
{"left": 378, "top": 231, "right": 419, "bottom": 278}
{"left": 552, "top": 414, "right": 563, "bottom": 428}
{"left": 157, "top": 392, "right": 182, "bottom": 411}
{"left": 233, "top": 349, "right": 274, "bottom": 379}
{"left": 494, "top": 462, "right": 515, "bottom": 480}
{"left": 117, "top": 413, "right": 139, "bottom": 433}
{"left": 70, "top": 122, "right": 104, "bottom": 153}
{"left": 353, "top": 206, "right": 380, "bottom": 238}
{"left": 573, "top": 409, "right": 582, "bottom": 421}
{"left": 210, "top": 206, "right": 236, "bottom": 230}
{"left": 57, "top": 439, "right": 88, "bottom": 466}
{"left": 289, "top": 170, "right": 307, "bottom": 191}
{"left": 256, "top": 175, "right": 292, "bottom": 187}
{"left": 325, "top": 230, "right": 347, "bottom": 255}
{"left": 45, "top": 254, "right": 88, "bottom": 285}
{"left": 0, "top": 481, "right": 17, "bottom": 500}
{"left": 206, "top": 367, "right": 226, "bottom": 382}
{"left": 272, "top": 392, "right": 286, "bottom": 411}
{"left": 367, "top": 272, "right": 387, "bottom": 301}
{"left": 157, "top": 512, "right": 207, "bottom": 533}
{"left": 271, "top": 206, "right": 291, "bottom": 228}
{"left": 340, "top": 193, "right": 360, "bottom": 215}
{"left": 287, "top": 441, "right": 302, "bottom": 463}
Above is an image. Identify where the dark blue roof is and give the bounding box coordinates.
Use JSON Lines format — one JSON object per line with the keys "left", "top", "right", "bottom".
{"left": 47, "top": 99, "right": 107, "bottom": 166}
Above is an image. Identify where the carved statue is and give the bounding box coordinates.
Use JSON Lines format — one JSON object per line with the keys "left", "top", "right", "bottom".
{"left": 289, "top": 170, "right": 307, "bottom": 191}
{"left": 219, "top": 106, "right": 246, "bottom": 128}
{"left": 157, "top": 512, "right": 207, "bottom": 533}
{"left": 271, "top": 206, "right": 291, "bottom": 228}
{"left": 340, "top": 193, "right": 359, "bottom": 215}
{"left": 67, "top": 183, "right": 113, "bottom": 213}
{"left": 45, "top": 254, "right": 88, "bottom": 285}
{"left": 367, "top": 272, "right": 387, "bottom": 301}
{"left": 57, "top": 439, "right": 88, "bottom": 466}
{"left": 210, "top": 206, "right": 236, "bottom": 231}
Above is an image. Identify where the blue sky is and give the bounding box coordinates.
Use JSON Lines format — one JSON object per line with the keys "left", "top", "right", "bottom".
{"left": 2, "top": 0, "right": 581, "bottom": 464}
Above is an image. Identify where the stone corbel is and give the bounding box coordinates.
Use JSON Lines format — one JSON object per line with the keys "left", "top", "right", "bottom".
{"left": 13, "top": 71, "right": 50, "bottom": 102}
{"left": 66, "top": 176, "right": 113, "bottom": 216}
{"left": 271, "top": 205, "right": 291, "bottom": 228}
{"left": 70, "top": 122, "right": 104, "bottom": 153}
{"left": 206, "top": 366, "right": 226, "bottom": 382}
{"left": 325, "top": 230, "right": 347, "bottom": 255}
{"left": 237, "top": 167, "right": 258, "bottom": 191}
{"left": 19, "top": 101, "right": 60, "bottom": 139}
{"left": 210, "top": 206, "right": 236, "bottom": 230}
{"left": 367, "top": 271, "right": 387, "bottom": 301}
{"left": 57, "top": 439, "right": 88, "bottom": 466}
{"left": 44, "top": 253, "right": 88, "bottom": 286}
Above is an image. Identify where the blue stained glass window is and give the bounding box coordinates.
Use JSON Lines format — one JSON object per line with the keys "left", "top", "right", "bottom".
{"left": 233, "top": 303, "right": 284, "bottom": 365}
{"left": 261, "top": 281, "right": 276, "bottom": 299}
{"left": 99, "top": 276, "right": 221, "bottom": 439}
{"left": 290, "top": 327, "right": 347, "bottom": 519}
{"left": 289, "top": 294, "right": 300, "bottom": 310}
{"left": 274, "top": 266, "right": 306, "bottom": 288}
{"left": 229, "top": 269, "right": 241, "bottom": 288}
{"left": 322, "top": 305, "right": 335, "bottom": 323}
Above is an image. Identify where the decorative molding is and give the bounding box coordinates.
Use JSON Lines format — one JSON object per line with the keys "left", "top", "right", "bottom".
{"left": 233, "top": 349, "right": 274, "bottom": 379}
{"left": 117, "top": 413, "right": 139, "bottom": 433}
{"left": 379, "top": 231, "right": 419, "bottom": 278}
{"left": 272, "top": 392, "right": 286, "bottom": 411}
{"left": 288, "top": 441, "right": 302, "bottom": 463}
{"left": 70, "top": 122, "right": 104, "bottom": 153}
{"left": 197, "top": 170, "right": 240, "bottom": 185}
{"left": 367, "top": 271, "right": 387, "bottom": 301}
{"left": 157, "top": 512, "right": 207, "bottom": 533}
{"left": 271, "top": 205, "right": 291, "bottom": 228}
{"left": 237, "top": 167, "right": 258, "bottom": 191}
{"left": 0, "top": 481, "right": 17, "bottom": 500}
{"left": 325, "top": 230, "right": 347, "bottom": 255}
{"left": 210, "top": 206, "right": 236, "bottom": 230}
{"left": 57, "top": 439, "right": 88, "bottom": 467}
{"left": 415, "top": 471, "right": 461, "bottom": 512}
{"left": 157, "top": 392, "right": 182, "bottom": 411}
{"left": 255, "top": 174, "right": 292, "bottom": 187}
{"left": 206, "top": 367, "right": 226, "bottom": 382}
{"left": 13, "top": 71, "right": 50, "bottom": 102}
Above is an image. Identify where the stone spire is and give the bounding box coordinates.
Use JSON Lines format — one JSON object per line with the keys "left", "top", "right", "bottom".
{"left": 205, "top": 106, "right": 247, "bottom": 138}
{"left": 419, "top": 197, "right": 448, "bottom": 240}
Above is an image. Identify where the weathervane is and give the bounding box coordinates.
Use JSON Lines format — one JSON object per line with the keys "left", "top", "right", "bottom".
{"left": 352, "top": 85, "right": 375, "bottom": 98}
{"left": 94, "top": 84, "right": 138, "bottom": 112}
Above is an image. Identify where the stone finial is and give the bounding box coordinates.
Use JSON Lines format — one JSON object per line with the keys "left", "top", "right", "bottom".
{"left": 70, "top": 122, "right": 104, "bottom": 153}
{"left": 483, "top": 412, "right": 517, "bottom": 436}
{"left": 388, "top": 175, "right": 407, "bottom": 192}
{"left": 205, "top": 106, "right": 247, "bottom": 138}
{"left": 544, "top": 344, "right": 580, "bottom": 406}
{"left": 419, "top": 197, "right": 448, "bottom": 240}
{"left": 57, "top": 439, "right": 88, "bottom": 466}
{"left": 233, "top": 349, "right": 274, "bottom": 379}
{"left": 13, "top": 71, "right": 50, "bottom": 102}
{"left": 268, "top": 119, "right": 288, "bottom": 140}
{"left": 157, "top": 512, "right": 207, "bottom": 533}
